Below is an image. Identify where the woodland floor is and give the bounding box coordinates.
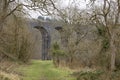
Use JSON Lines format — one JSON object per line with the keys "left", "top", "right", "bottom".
{"left": 18, "top": 60, "right": 76, "bottom": 80}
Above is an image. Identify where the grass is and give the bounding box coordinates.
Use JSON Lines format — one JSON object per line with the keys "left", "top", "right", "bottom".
{"left": 18, "top": 60, "right": 76, "bottom": 80}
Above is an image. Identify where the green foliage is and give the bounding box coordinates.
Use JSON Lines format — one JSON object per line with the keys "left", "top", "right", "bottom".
{"left": 97, "top": 26, "right": 106, "bottom": 37}
{"left": 76, "top": 70, "right": 103, "bottom": 80}
{"left": 51, "top": 42, "right": 67, "bottom": 67}
{"left": 96, "top": 26, "right": 110, "bottom": 50}
{"left": 52, "top": 50, "right": 66, "bottom": 56}
{"left": 76, "top": 70, "right": 120, "bottom": 80}
{"left": 102, "top": 38, "right": 110, "bottom": 50}
{"left": 52, "top": 42, "right": 60, "bottom": 50}
{"left": 95, "top": 26, "right": 111, "bottom": 69}
{"left": 52, "top": 42, "right": 66, "bottom": 57}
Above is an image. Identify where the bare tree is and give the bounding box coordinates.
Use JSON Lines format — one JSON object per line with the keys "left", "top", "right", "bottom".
{"left": 90, "top": 0, "right": 120, "bottom": 71}
{"left": 0, "top": 0, "right": 58, "bottom": 26}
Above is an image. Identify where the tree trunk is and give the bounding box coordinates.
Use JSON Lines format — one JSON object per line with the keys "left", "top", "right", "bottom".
{"left": 110, "top": 34, "right": 116, "bottom": 71}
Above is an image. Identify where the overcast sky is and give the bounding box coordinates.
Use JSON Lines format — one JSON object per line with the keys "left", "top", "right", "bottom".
{"left": 28, "top": 0, "right": 87, "bottom": 18}
{"left": 28, "top": 0, "right": 102, "bottom": 19}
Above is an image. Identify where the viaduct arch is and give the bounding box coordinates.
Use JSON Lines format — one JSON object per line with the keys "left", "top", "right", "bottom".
{"left": 34, "top": 26, "right": 51, "bottom": 60}
{"left": 30, "top": 19, "right": 63, "bottom": 60}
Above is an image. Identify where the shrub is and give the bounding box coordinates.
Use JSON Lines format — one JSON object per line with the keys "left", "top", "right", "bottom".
{"left": 76, "top": 70, "right": 103, "bottom": 80}
{"left": 51, "top": 42, "right": 67, "bottom": 67}
{"left": 76, "top": 70, "right": 120, "bottom": 80}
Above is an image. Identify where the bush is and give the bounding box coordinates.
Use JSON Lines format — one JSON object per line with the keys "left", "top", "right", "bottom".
{"left": 76, "top": 70, "right": 103, "bottom": 80}
{"left": 51, "top": 42, "right": 67, "bottom": 67}
{"left": 76, "top": 70, "right": 120, "bottom": 80}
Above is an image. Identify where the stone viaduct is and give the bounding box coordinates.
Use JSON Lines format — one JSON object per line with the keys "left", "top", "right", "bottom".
{"left": 29, "top": 17, "right": 63, "bottom": 60}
